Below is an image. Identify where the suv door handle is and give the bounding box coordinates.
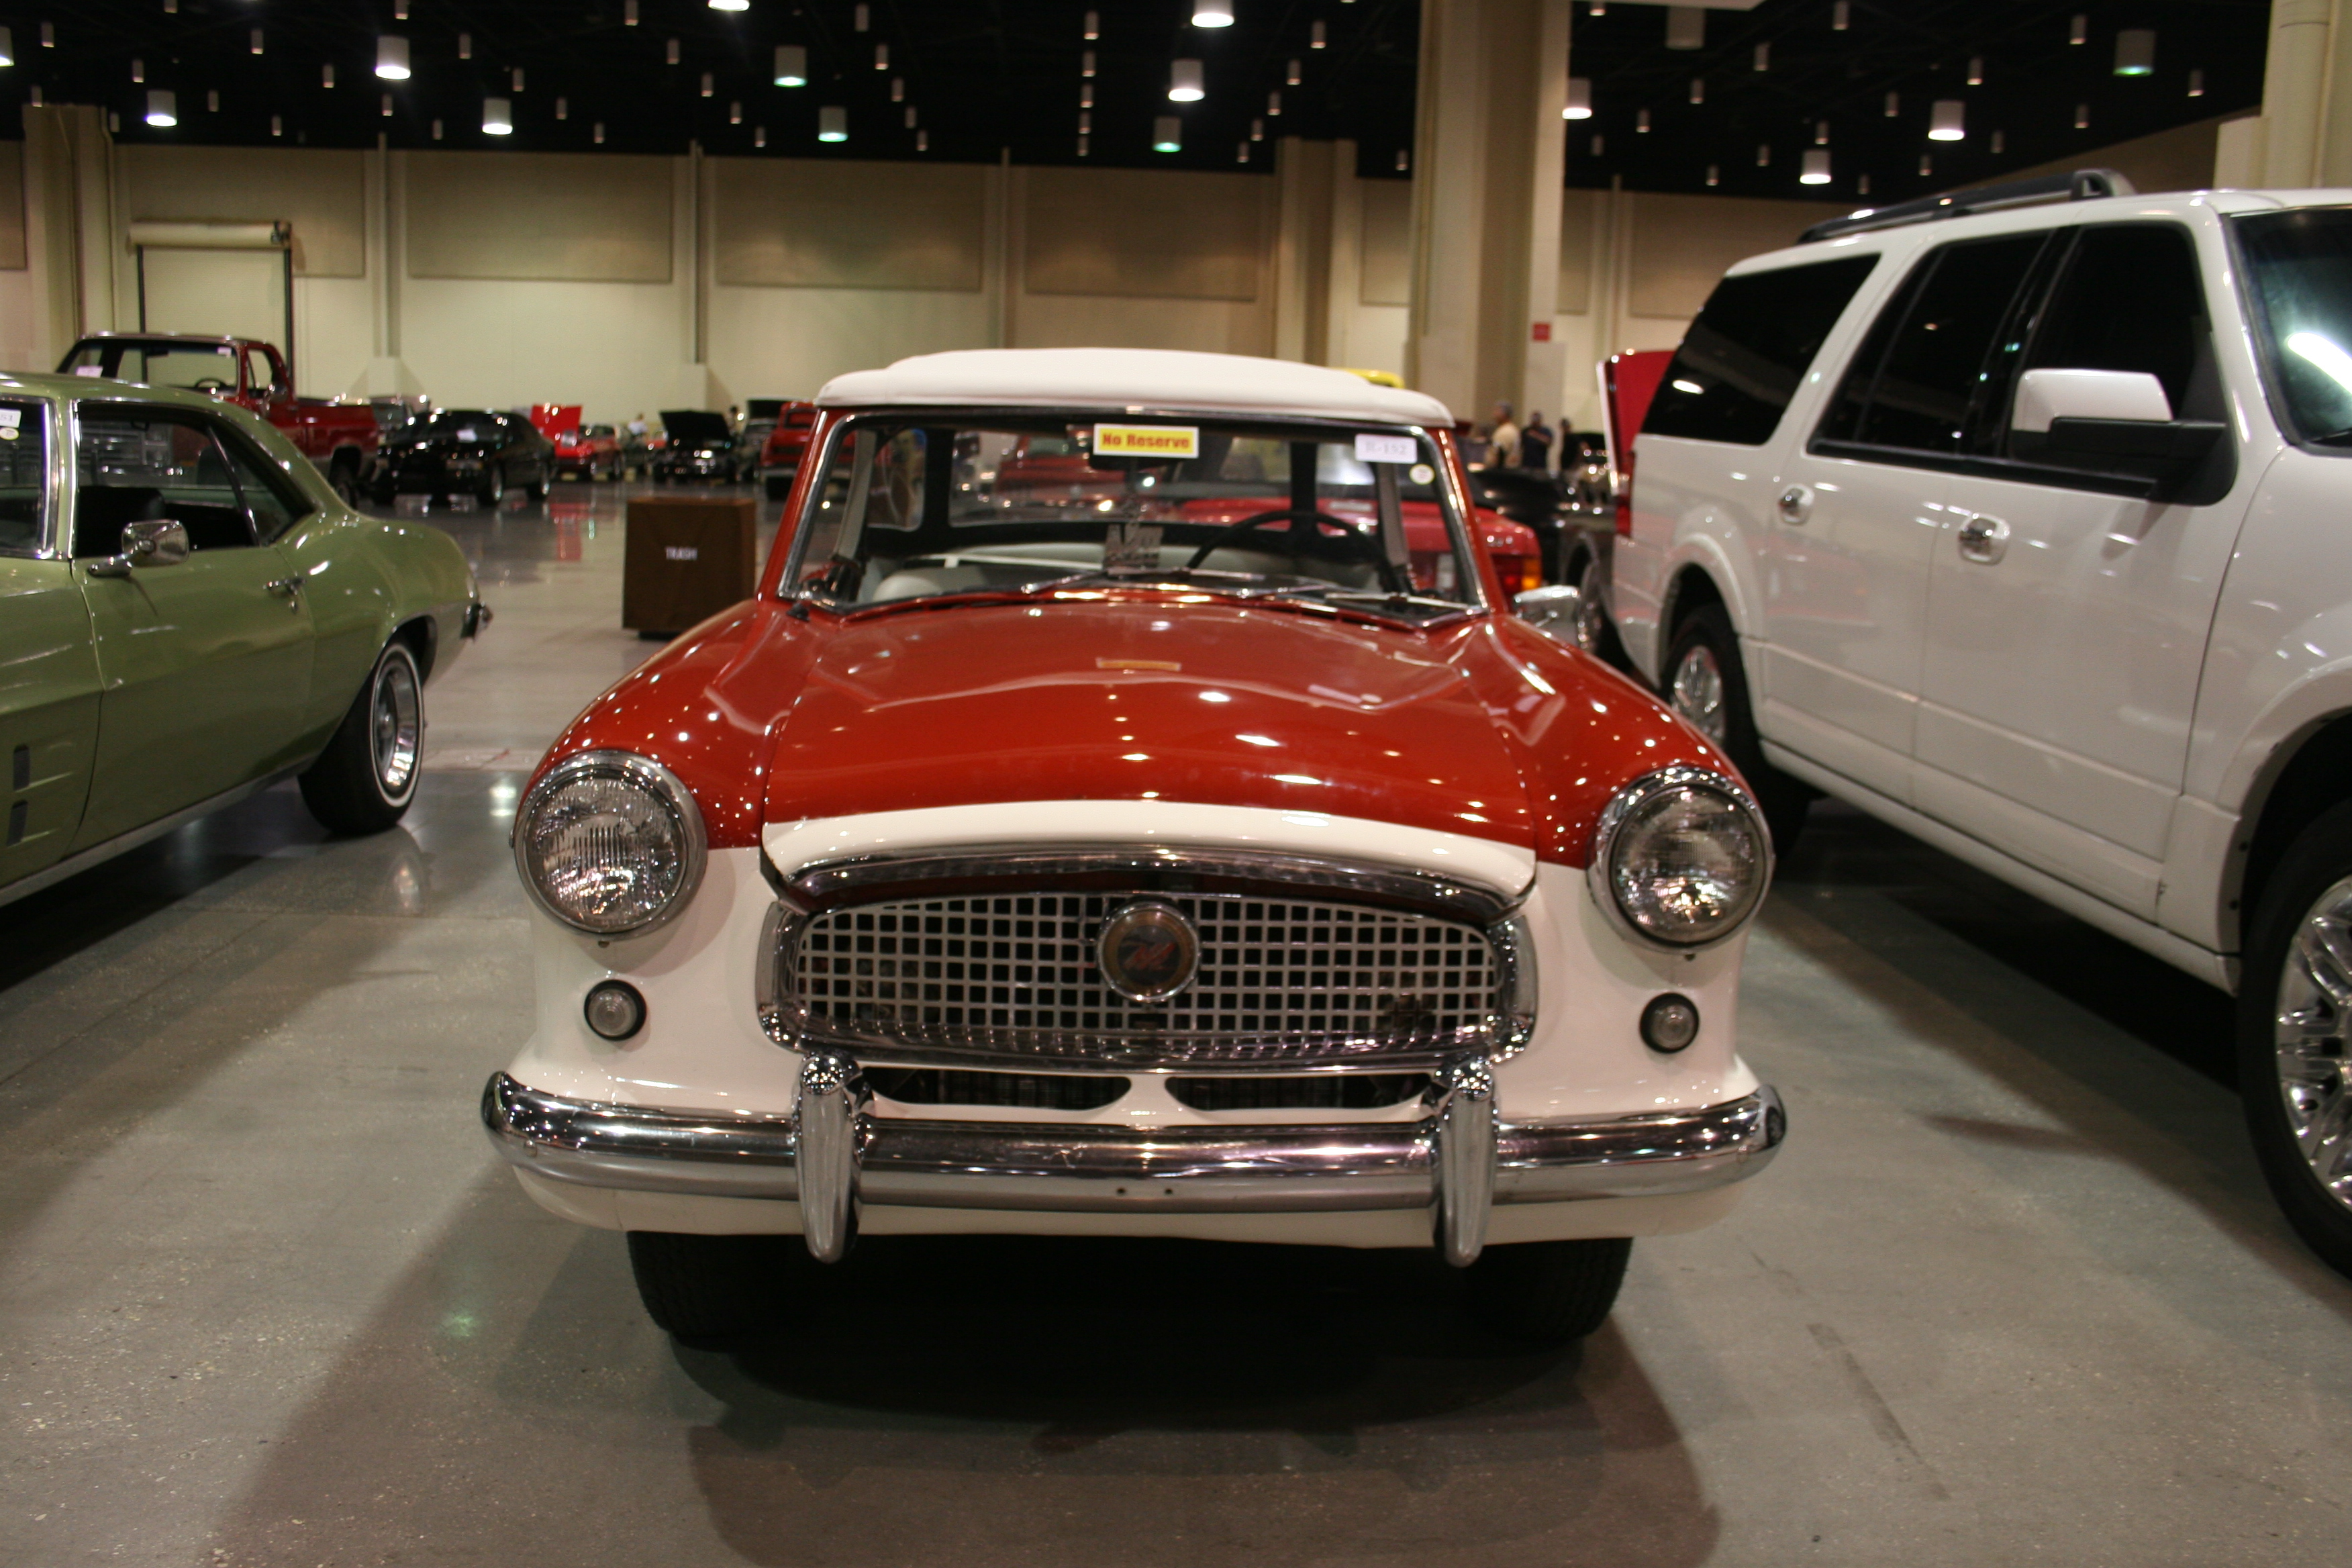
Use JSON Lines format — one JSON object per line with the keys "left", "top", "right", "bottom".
{"left": 1777, "top": 485, "right": 1812, "bottom": 524}
{"left": 1955, "top": 512, "right": 2010, "bottom": 565}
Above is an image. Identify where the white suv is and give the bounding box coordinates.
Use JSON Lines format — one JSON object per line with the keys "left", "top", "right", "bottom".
{"left": 1608, "top": 170, "right": 2352, "bottom": 1274}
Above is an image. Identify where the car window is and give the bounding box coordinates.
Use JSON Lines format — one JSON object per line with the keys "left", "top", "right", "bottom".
{"left": 2234, "top": 208, "right": 2352, "bottom": 444}
{"left": 791, "top": 417, "right": 1470, "bottom": 611}
{"left": 0, "top": 401, "right": 50, "bottom": 558}
{"left": 2014, "top": 224, "right": 2217, "bottom": 427}
{"left": 72, "top": 409, "right": 256, "bottom": 557}
{"left": 1816, "top": 233, "right": 2047, "bottom": 454}
{"left": 244, "top": 348, "right": 279, "bottom": 397}
{"left": 1642, "top": 254, "right": 1879, "bottom": 446}
{"left": 99, "top": 344, "right": 243, "bottom": 395}
{"left": 213, "top": 426, "right": 312, "bottom": 542}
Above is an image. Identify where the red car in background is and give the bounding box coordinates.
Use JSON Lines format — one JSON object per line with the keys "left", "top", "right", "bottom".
{"left": 759, "top": 401, "right": 819, "bottom": 499}
{"left": 530, "top": 405, "right": 625, "bottom": 482}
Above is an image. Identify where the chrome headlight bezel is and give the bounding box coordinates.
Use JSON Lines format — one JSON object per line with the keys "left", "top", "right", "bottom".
{"left": 1586, "top": 765, "right": 1773, "bottom": 951}
{"left": 513, "top": 750, "right": 708, "bottom": 938}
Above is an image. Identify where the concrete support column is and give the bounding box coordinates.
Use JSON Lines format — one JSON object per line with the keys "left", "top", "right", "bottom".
{"left": 352, "top": 138, "right": 421, "bottom": 397}
{"left": 21, "top": 105, "right": 118, "bottom": 369}
{"left": 1406, "top": 0, "right": 1572, "bottom": 426}
{"left": 1273, "top": 137, "right": 1336, "bottom": 364}
{"left": 2231, "top": 0, "right": 2352, "bottom": 189}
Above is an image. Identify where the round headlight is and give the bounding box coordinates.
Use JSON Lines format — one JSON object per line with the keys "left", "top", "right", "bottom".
{"left": 1589, "top": 767, "right": 1770, "bottom": 949}
{"left": 514, "top": 751, "right": 707, "bottom": 936}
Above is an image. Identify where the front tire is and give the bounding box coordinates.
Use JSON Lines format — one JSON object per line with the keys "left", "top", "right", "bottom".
{"left": 1564, "top": 549, "right": 1628, "bottom": 670}
{"left": 2238, "top": 803, "right": 2352, "bottom": 1277}
{"left": 298, "top": 640, "right": 424, "bottom": 835}
{"left": 1663, "top": 603, "right": 1810, "bottom": 854}
{"left": 477, "top": 464, "right": 506, "bottom": 508}
{"left": 626, "top": 1231, "right": 795, "bottom": 1341}
{"left": 1463, "top": 1238, "right": 1632, "bottom": 1343}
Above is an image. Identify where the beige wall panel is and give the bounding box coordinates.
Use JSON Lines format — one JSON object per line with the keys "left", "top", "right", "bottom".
{"left": 1626, "top": 192, "right": 1849, "bottom": 320}
{"left": 1990, "top": 115, "right": 2227, "bottom": 197}
{"left": 297, "top": 277, "right": 377, "bottom": 399}
{"left": 1335, "top": 302, "right": 1409, "bottom": 382}
{"left": 1359, "top": 178, "right": 1411, "bottom": 306}
{"left": 707, "top": 285, "right": 996, "bottom": 402}
{"left": 713, "top": 158, "right": 984, "bottom": 291}
{"left": 1026, "top": 167, "right": 1267, "bottom": 301}
{"left": 398, "top": 277, "right": 687, "bottom": 422}
{"left": 1014, "top": 294, "right": 1273, "bottom": 356}
{"left": 1557, "top": 188, "right": 1595, "bottom": 314}
{"left": 0, "top": 144, "right": 23, "bottom": 271}
{"left": 119, "top": 146, "right": 364, "bottom": 277}
{"left": 0, "top": 270, "right": 36, "bottom": 371}
{"left": 406, "top": 152, "right": 671, "bottom": 282}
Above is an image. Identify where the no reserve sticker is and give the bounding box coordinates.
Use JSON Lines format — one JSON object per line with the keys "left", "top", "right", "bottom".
{"left": 1355, "top": 432, "right": 1418, "bottom": 464}
{"left": 1093, "top": 424, "right": 1199, "bottom": 460}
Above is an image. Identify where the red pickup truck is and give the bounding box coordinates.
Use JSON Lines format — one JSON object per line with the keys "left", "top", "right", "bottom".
{"left": 56, "top": 333, "right": 381, "bottom": 503}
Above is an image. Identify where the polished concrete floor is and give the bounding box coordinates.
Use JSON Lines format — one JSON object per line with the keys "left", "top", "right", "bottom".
{"left": 3, "top": 481, "right": 2347, "bottom": 1567}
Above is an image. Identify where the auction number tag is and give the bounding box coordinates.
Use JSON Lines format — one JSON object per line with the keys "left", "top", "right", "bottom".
{"left": 0, "top": 409, "right": 20, "bottom": 427}
{"left": 72, "top": 366, "right": 102, "bottom": 377}
{"left": 665, "top": 545, "right": 699, "bottom": 562}
{"left": 1093, "top": 424, "right": 1198, "bottom": 460}
{"left": 1355, "top": 432, "right": 1418, "bottom": 464}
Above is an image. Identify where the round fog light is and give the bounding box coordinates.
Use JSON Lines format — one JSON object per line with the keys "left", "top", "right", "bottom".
{"left": 1640, "top": 993, "right": 1700, "bottom": 1052}
{"left": 583, "top": 979, "right": 647, "bottom": 1040}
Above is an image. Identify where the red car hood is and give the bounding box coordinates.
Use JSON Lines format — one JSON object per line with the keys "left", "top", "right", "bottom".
{"left": 763, "top": 599, "right": 1537, "bottom": 847}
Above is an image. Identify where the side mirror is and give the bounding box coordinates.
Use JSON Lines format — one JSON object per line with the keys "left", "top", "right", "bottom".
{"left": 2011, "top": 367, "right": 2226, "bottom": 499}
{"left": 87, "top": 519, "right": 191, "bottom": 578}
{"left": 1514, "top": 583, "right": 1582, "bottom": 636}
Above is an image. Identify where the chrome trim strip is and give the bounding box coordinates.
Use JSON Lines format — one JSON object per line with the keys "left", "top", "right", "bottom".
{"left": 779, "top": 844, "right": 1526, "bottom": 922}
{"left": 481, "top": 1073, "right": 1785, "bottom": 1214}
{"left": 0, "top": 758, "right": 313, "bottom": 913}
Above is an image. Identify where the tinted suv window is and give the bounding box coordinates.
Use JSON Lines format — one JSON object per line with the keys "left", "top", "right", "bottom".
{"left": 2017, "top": 224, "right": 2216, "bottom": 426}
{"left": 1643, "top": 254, "right": 1878, "bottom": 445}
{"left": 1817, "top": 234, "right": 2047, "bottom": 454}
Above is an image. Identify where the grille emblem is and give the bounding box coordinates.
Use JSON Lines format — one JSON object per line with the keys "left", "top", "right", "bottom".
{"left": 1097, "top": 901, "right": 1199, "bottom": 1005}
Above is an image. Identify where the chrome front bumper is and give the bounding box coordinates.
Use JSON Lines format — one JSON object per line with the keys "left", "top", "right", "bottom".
{"left": 481, "top": 1062, "right": 1785, "bottom": 1267}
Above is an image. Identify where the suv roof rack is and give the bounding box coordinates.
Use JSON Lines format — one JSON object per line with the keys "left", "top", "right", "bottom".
{"left": 1796, "top": 168, "right": 2137, "bottom": 245}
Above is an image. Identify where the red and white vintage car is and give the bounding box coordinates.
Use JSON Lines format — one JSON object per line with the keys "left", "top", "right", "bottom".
{"left": 483, "top": 348, "right": 1785, "bottom": 1342}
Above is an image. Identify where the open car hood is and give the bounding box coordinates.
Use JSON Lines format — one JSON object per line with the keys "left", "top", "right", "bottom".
{"left": 660, "top": 409, "right": 733, "bottom": 445}
{"left": 761, "top": 599, "right": 1536, "bottom": 846}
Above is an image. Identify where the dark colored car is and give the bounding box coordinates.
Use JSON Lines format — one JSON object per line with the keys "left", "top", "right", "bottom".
{"left": 369, "top": 409, "right": 553, "bottom": 507}
{"left": 1467, "top": 464, "right": 1571, "bottom": 581}
{"left": 652, "top": 410, "right": 745, "bottom": 484}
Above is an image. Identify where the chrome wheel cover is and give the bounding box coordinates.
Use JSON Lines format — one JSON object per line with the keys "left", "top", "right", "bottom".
{"left": 1670, "top": 644, "right": 1728, "bottom": 743}
{"left": 1570, "top": 562, "right": 1608, "bottom": 656}
{"left": 2274, "top": 875, "right": 2352, "bottom": 1213}
{"left": 371, "top": 654, "right": 422, "bottom": 800}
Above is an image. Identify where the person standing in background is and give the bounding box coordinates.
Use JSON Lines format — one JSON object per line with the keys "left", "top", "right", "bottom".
{"left": 1520, "top": 411, "right": 1554, "bottom": 473}
{"left": 1487, "top": 401, "right": 1521, "bottom": 469}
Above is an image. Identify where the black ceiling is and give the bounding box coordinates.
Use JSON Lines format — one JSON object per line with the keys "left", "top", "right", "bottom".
{"left": 1, "top": 1, "right": 2273, "bottom": 197}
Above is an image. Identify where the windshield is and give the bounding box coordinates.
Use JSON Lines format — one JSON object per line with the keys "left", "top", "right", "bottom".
{"left": 408, "top": 411, "right": 499, "bottom": 441}
{"left": 2235, "top": 209, "right": 2352, "bottom": 444}
{"left": 60, "top": 342, "right": 241, "bottom": 394}
{"left": 785, "top": 415, "right": 1478, "bottom": 616}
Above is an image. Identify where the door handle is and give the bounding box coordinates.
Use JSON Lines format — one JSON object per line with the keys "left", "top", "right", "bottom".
{"left": 1955, "top": 512, "right": 2010, "bottom": 565}
{"left": 264, "top": 575, "right": 303, "bottom": 608}
{"left": 1776, "top": 485, "right": 1812, "bottom": 524}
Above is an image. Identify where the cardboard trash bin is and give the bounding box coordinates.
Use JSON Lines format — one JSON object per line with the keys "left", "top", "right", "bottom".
{"left": 623, "top": 495, "right": 758, "bottom": 635}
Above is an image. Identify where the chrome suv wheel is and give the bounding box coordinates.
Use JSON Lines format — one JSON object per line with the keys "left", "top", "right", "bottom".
{"left": 2270, "top": 878, "right": 2352, "bottom": 1208}
{"left": 1669, "top": 642, "right": 1728, "bottom": 743}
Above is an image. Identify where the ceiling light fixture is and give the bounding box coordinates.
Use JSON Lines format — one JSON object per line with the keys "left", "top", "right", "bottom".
{"left": 1756, "top": 142, "right": 1771, "bottom": 166}
{"left": 1753, "top": 42, "right": 1769, "bottom": 72}
{"left": 709, "top": 0, "right": 750, "bottom": 11}
{"left": 1967, "top": 58, "right": 1983, "bottom": 86}
{"left": 2075, "top": 103, "right": 2091, "bottom": 128}
{"left": 1084, "top": 11, "right": 1099, "bottom": 41}
{"left": 1287, "top": 59, "right": 1302, "bottom": 85}
{"left": 666, "top": 39, "right": 680, "bottom": 66}
{"left": 1918, "top": 152, "right": 1932, "bottom": 176}
{"left": 1267, "top": 89, "right": 1281, "bottom": 114}
{"left": 1801, "top": 148, "right": 1830, "bottom": 185}
{"left": 904, "top": 106, "right": 916, "bottom": 127}
{"left": 595, "top": 121, "right": 605, "bottom": 142}
{"left": 728, "top": 101, "right": 741, "bottom": 124}
{"left": 1238, "top": 141, "right": 1249, "bottom": 163}
{"left": 1310, "top": 21, "right": 1327, "bottom": 48}
{"left": 1153, "top": 115, "right": 1182, "bottom": 152}
{"left": 625, "top": 1, "right": 638, "bottom": 24}
{"left": 1395, "top": 149, "right": 1409, "bottom": 172}
{"left": 376, "top": 37, "right": 409, "bottom": 81}
{"left": 322, "top": 64, "right": 336, "bottom": 89}
{"left": 2189, "top": 68, "right": 2205, "bottom": 98}
{"left": 132, "top": 59, "right": 144, "bottom": 84}
{"left": 251, "top": 29, "right": 263, "bottom": 55}
{"left": 1564, "top": 77, "right": 1592, "bottom": 119}
{"left": 854, "top": 4, "right": 870, "bottom": 32}
{"left": 917, "top": 130, "right": 928, "bottom": 152}
{"left": 1815, "top": 121, "right": 1828, "bottom": 145}
{"left": 701, "top": 72, "right": 714, "bottom": 97}
{"left": 1590, "top": 134, "right": 1605, "bottom": 156}
{"left": 1833, "top": 2, "right": 1850, "bottom": 30}
{"left": 393, "top": 0, "right": 407, "bottom": 15}
{"left": 875, "top": 44, "right": 888, "bottom": 70}
{"left": 556, "top": 97, "right": 569, "bottom": 120}
{"left": 1689, "top": 78, "right": 1704, "bottom": 105}
{"left": 381, "top": 93, "right": 393, "bottom": 117}
{"left": 775, "top": 46, "right": 806, "bottom": 86}
{"left": 819, "top": 105, "right": 848, "bottom": 142}
{"left": 1169, "top": 59, "right": 1204, "bottom": 101}
{"left": 1705, "top": 163, "right": 1719, "bottom": 187}
{"left": 512, "top": 67, "right": 525, "bottom": 91}
{"left": 755, "top": 126, "right": 767, "bottom": 147}
{"left": 1636, "top": 108, "right": 1651, "bottom": 133}
{"left": 2114, "top": 28, "right": 2155, "bottom": 75}
{"left": 145, "top": 90, "right": 176, "bottom": 128}
{"left": 891, "top": 77, "right": 903, "bottom": 101}
{"left": 1858, "top": 174, "right": 1871, "bottom": 196}
{"left": 207, "top": 91, "right": 218, "bottom": 113}
{"left": 1195, "top": 1, "right": 1234, "bottom": 26}
{"left": 273, "top": 115, "right": 285, "bottom": 137}
{"left": 1665, "top": 6, "right": 1704, "bottom": 50}
{"left": 483, "top": 96, "right": 513, "bottom": 135}
{"left": 1251, "top": 117, "right": 1263, "bottom": 140}
{"left": 1928, "top": 99, "right": 1965, "bottom": 140}
{"left": 2069, "top": 14, "right": 2088, "bottom": 46}
{"left": 1885, "top": 91, "right": 1899, "bottom": 116}
{"left": 459, "top": 33, "right": 472, "bottom": 60}
{"left": 1990, "top": 130, "right": 2004, "bottom": 154}
{"left": 1079, "top": 133, "right": 1091, "bottom": 156}
{"left": 1082, "top": 50, "right": 1096, "bottom": 78}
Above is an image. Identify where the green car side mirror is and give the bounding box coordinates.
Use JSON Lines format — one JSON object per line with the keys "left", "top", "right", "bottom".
{"left": 87, "top": 519, "right": 191, "bottom": 579}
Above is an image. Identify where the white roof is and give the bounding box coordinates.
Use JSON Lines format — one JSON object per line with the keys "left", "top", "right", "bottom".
{"left": 816, "top": 348, "right": 1454, "bottom": 428}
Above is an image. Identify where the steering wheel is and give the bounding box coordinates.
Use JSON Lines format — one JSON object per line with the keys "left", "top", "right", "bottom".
{"left": 1182, "top": 507, "right": 1407, "bottom": 593}
{"left": 191, "top": 377, "right": 230, "bottom": 393}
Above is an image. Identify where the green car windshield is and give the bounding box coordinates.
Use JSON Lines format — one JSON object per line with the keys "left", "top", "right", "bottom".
{"left": 785, "top": 415, "right": 1478, "bottom": 616}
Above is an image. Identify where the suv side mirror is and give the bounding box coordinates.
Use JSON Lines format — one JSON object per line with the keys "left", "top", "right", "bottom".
{"left": 2012, "top": 367, "right": 2226, "bottom": 497}
{"left": 87, "top": 519, "right": 191, "bottom": 579}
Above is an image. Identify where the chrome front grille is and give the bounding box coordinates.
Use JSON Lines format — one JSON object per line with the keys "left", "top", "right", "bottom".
{"left": 780, "top": 889, "right": 1503, "bottom": 1067}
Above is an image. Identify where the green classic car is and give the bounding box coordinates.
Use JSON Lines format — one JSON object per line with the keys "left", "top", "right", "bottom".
{"left": 0, "top": 372, "right": 485, "bottom": 906}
